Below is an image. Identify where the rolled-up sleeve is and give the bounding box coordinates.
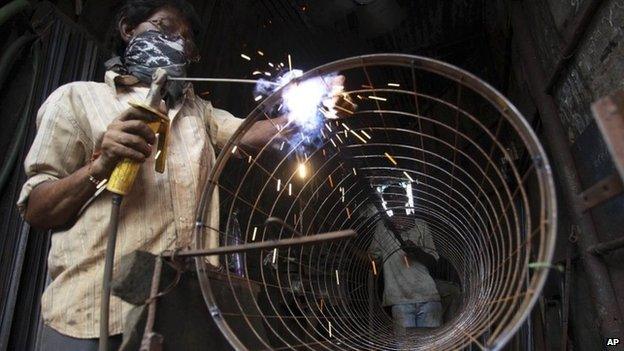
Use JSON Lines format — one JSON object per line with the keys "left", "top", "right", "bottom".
{"left": 206, "top": 103, "right": 244, "bottom": 149}
{"left": 17, "top": 86, "right": 90, "bottom": 215}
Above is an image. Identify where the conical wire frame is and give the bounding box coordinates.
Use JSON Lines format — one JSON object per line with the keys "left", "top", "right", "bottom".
{"left": 193, "top": 54, "right": 556, "bottom": 350}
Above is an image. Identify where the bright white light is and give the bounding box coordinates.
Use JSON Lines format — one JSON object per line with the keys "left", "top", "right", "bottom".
{"left": 297, "top": 162, "right": 307, "bottom": 179}
{"left": 405, "top": 181, "right": 415, "bottom": 215}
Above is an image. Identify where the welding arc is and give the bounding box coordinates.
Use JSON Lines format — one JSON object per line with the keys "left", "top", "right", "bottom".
{"left": 192, "top": 54, "right": 556, "bottom": 350}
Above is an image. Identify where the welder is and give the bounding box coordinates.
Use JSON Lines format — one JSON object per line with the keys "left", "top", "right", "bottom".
{"left": 17, "top": 0, "right": 287, "bottom": 349}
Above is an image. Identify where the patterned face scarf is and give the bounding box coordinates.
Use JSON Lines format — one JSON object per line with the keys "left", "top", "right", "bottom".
{"left": 106, "top": 30, "right": 190, "bottom": 106}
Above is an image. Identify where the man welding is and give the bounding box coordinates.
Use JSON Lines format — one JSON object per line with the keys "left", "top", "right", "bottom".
{"left": 18, "top": 0, "right": 289, "bottom": 349}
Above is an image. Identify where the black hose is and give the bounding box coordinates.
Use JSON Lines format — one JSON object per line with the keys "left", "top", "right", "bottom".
{"left": 99, "top": 194, "right": 123, "bottom": 351}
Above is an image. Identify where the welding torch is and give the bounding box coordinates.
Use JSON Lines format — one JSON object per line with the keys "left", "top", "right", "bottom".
{"left": 99, "top": 68, "right": 170, "bottom": 351}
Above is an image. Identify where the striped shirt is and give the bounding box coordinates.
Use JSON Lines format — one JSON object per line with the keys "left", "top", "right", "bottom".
{"left": 17, "top": 71, "right": 242, "bottom": 338}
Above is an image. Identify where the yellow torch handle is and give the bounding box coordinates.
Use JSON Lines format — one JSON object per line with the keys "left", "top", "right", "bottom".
{"left": 106, "top": 120, "right": 162, "bottom": 195}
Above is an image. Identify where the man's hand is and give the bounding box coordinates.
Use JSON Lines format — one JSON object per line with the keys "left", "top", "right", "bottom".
{"left": 239, "top": 115, "right": 296, "bottom": 152}
{"left": 91, "top": 107, "right": 163, "bottom": 179}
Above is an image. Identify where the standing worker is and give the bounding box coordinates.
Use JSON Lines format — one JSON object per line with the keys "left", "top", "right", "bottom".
{"left": 18, "top": 1, "right": 289, "bottom": 349}
{"left": 368, "top": 205, "right": 443, "bottom": 333}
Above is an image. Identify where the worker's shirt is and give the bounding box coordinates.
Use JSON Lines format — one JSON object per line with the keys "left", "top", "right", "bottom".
{"left": 17, "top": 71, "right": 243, "bottom": 338}
{"left": 370, "top": 219, "right": 440, "bottom": 306}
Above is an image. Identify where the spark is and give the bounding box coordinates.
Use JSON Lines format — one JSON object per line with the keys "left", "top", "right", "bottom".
{"left": 361, "top": 130, "right": 372, "bottom": 139}
{"left": 356, "top": 94, "right": 364, "bottom": 100}
{"left": 322, "top": 149, "right": 326, "bottom": 157}
{"left": 298, "top": 162, "right": 307, "bottom": 179}
{"left": 330, "top": 138, "right": 337, "bottom": 147}
{"left": 279, "top": 141, "right": 285, "bottom": 151}
{"left": 346, "top": 207, "right": 351, "bottom": 218}
{"left": 154, "top": 150, "right": 162, "bottom": 160}
{"left": 320, "top": 129, "right": 326, "bottom": 139}
{"left": 341, "top": 123, "right": 350, "bottom": 131}
{"left": 372, "top": 260, "right": 377, "bottom": 275}
{"left": 257, "top": 50, "right": 264, "bottom": 56}
{"left": 325, "top": 123, "right": 333, "bottom": 132}
{"left": 288, "top": 54, "right": 292, "bottom": 71}
{"left": 328, "top": 175, "right": 334, "bottom": 188}
{"left": 288, "top": 183, "right": 292, "bottom": 196}
{"left": 335, "top": 270, "right": 340, "bottom": 285}
{"left": 264, "top": 72, "right": 272, "bottom": 77}
{"left": 320, "top": 298, "right": 324, "bottom": 311}
{"left": 240, "top": 54, "right": 251, "bottom": 61}
{"left": 248, "top": 155, "right": 253, "bottom": 163}
{"left": 272, "top": 248, "right": 277, "bottom": 263}
{"left": 368, "top": 95, "right": 387, "bottom": 101}
{"left": 335, "top": 134, "right": 344, "bottom": 144}
{"left": 231, "top": 145, "right": 238, "bottom": 154}
{"left": 279, "top": 62, "right": 285, "bottom": 67}
{"left": 277, "top": 178, "right": 281, "bottom": 191}
{"left": 403, "top": 171, "right": 414, "bottom": 182}
{"left": 361, "top": 84, "right": 373, "bottom": 89}
{"left": 329, "top": 321, "right": 333, "bottom": 337}
{"left": 268, "top": 62, "right": 274, "bottom": 67}
{"left": 254, "top": 95, "right": 263, "bottom": 101}
{"left": 252, "top": 71, "right": 262, "bottom": 75}
{"left": 387, "top": 82, "right": 400, "bottom": 87}
{"left": 352, "top": 168, "right": 357, "bottom": 175}
{"left": 334, "top": 105, "right": 354, "bottom": 115}
{"left": 350, "top": 130, "right": 367, "bottom": 143}
{"left": 384, "top": 152, "right": 398, "bottom": 165}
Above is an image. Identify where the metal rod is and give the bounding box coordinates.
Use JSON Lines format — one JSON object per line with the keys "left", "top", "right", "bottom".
{"left": 513, "top": 2, "right": 624, "bottom": 339}
{"left": 165, "top": 229, "right": 356, "bottom": 259}
{"left": 587, "top": 236, "right": 624, "bottom": 256}
{"left": 168, "top": 76, "right": 281, "bottom": 86}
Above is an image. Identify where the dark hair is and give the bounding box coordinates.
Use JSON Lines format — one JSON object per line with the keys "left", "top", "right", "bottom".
{"left": 107, "top": 0, "right": 202, "bottom": 57}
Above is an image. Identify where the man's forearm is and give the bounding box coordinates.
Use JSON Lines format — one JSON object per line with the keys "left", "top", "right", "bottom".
{"left": 25, "top": 164, "right": 100, "bottom": 229}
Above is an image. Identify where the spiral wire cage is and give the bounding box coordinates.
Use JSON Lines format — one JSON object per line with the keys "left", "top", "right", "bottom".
{"left": 193, "top": 54, "right": 557, "bottom": 350}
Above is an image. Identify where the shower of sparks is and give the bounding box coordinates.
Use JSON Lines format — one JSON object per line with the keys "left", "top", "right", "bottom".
{"left": 298, "top": 162, "right": 307, "bottom": 179}
{"left": 288, "top": 54, "right": 292, "bottom": 71}
{"left": 257, "top": 50, "right": 264, "bottom": 56}
{"left": 288, "top": 183, "right": 292, "bottom": 196}
{"left": 272, "top": 248, "right": 278, "bottom": 264}
{"left": 254, "top": 95, "right": 263, "bottom": 101}
{"left": 361, "top": 130, "right": 372, "bottom": 139}
{"left": 231, "top": 145, "right": 238, "bottom": 154}
{"left": 368, "top": 95, "right": 387, "bottom": 101}
{"left": 277, "top": 179, "right": 281, "bottom": 191}
{"left": 384, "top": 152, "right": 398, "bottom": 165}
{"left": 403, "top": 171, "right": 414, "bottom": 182}
{"left": 252, "top": 226, "right": 258, "bottom": 241}
{"left": 387, "top": 82, "right": 400, "bottom": 87}
{"left": 372, "top": 259, "right": 377, "bottom": 275}
{"left": 350, "top": 130, "right": 367, "bottom": 143}
{"left": 335, "top": 270, "right": 340, "bottom": 285}
{"left": 240, "top": 54, "right": 251, "bottom": 61}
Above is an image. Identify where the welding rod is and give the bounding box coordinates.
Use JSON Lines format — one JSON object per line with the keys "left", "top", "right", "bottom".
{"left": 168, "top": 76, "right": 281, "bottom": 86}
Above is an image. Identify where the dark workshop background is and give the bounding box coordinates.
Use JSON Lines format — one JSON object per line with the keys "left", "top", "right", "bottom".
{"left": 0, "top": 0, "right": 623, "bottom": 350}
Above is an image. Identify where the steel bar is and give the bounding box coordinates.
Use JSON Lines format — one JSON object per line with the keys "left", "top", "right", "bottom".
{"left": 591, "top": 90, "right": 624, "bottom": 183}
{"left": 578, "top": 173, "right": 624, "bottom": 212}
{"left": 166, "top": 230, "right": 355, "bottom": 258}
{"left": 545, "top": 0, "right": 606, "bottom": 93}
{"left": 587, "top": 236, "right": 624, "bottom": 256}
{"left": 512, "top": 2, "right": 624, "bottom": 340}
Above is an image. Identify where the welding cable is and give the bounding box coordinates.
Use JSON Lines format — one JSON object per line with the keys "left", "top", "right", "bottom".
{"left": 0, "top": 37, "right": 39, "bottom": 195}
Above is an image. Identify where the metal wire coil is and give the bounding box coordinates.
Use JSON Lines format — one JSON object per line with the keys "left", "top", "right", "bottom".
{"left": 193, "top": 54, "right": 557, "bottom": 350}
